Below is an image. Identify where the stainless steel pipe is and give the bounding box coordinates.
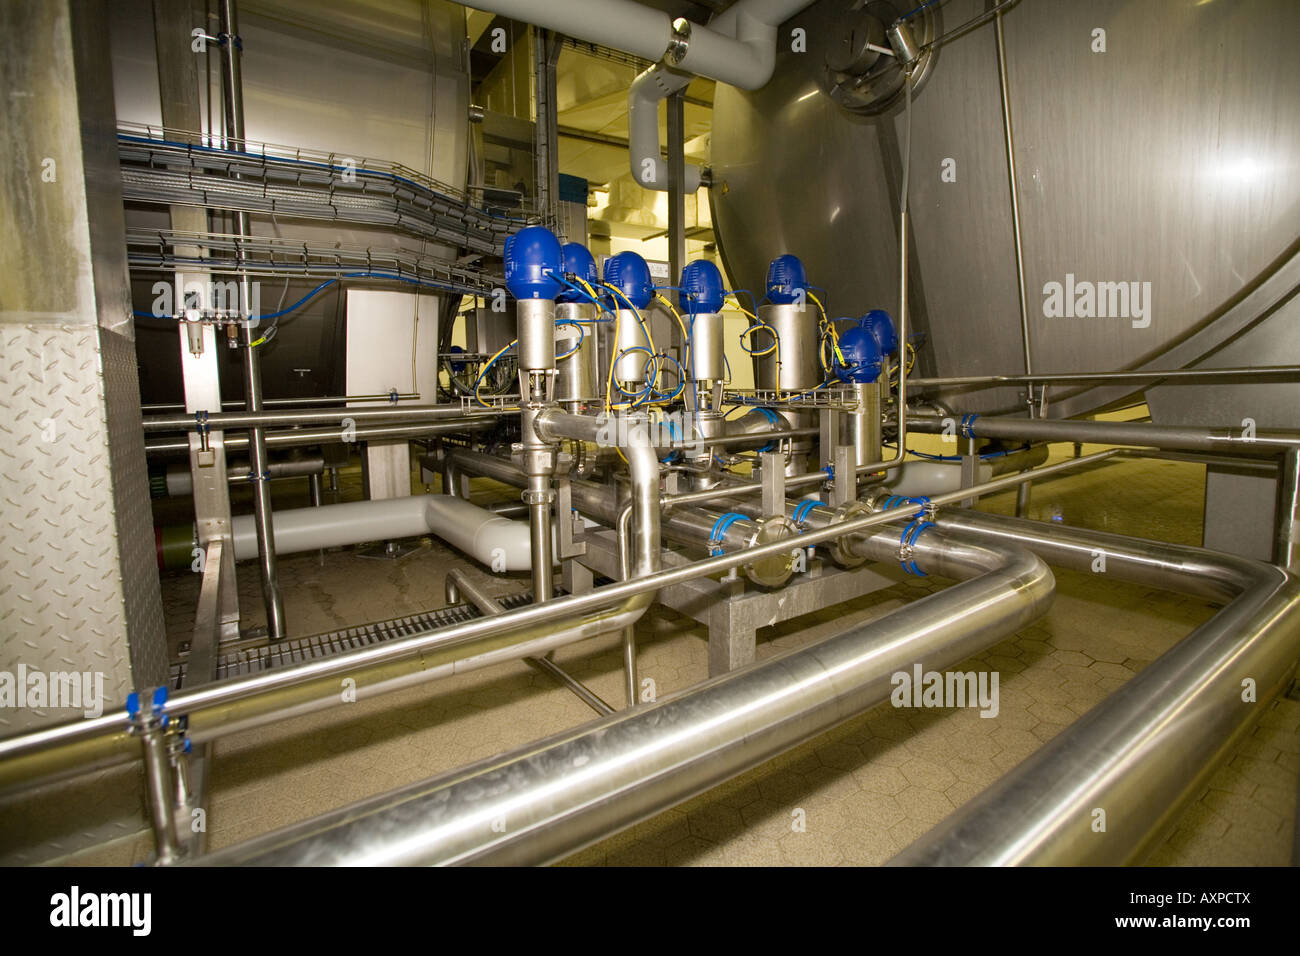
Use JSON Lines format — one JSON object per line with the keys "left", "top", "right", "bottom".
{"left": 220, "top": 0, "right": 284, "bottom": 640}
{"left": 142, "top": 404, "right": 504, "bottom": 432}
{"left": 0, "top": 449, "right": 1114, "bottom": 791}
{"left": 197, "top": 527, "right": 1054, "bottom": 865}
{"left": 145, "top": 418, "right": 493, "bottom": 455}
{"left": 142, "top": 393, "right": 421, "bottom": 412}
{"left": 890, "top": 510, "right": 1300, "bottom": 865}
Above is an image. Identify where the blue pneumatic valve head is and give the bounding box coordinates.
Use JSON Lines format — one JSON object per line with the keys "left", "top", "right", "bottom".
{"left": 765, "top": 254, "right": 807, "bottom": 304}
{"left": 603, "top": 251, "right": 654, "bottom": 309}
{"left": 557, "top": 243, "right": 598, "bottom": 303}
{"left": 860, "top": 309, "right": 899, "bottom": 356}
{"left": 503, "top": 226, "right": 563, "bottom": 300}
{"left": 834, "top": 322, "right": 885, "bottom": 383}
{"left": 681, "top": 260, "right": 725, "bottom": 313}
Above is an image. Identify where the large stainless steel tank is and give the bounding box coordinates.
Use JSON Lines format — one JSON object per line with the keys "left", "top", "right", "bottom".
{"left": 710, "top": 0, "right": 1300, "bottom": 419}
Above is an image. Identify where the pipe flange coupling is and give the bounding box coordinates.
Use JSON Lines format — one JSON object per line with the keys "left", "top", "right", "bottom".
{"left": 521, "top": 488, "right": 555, "bottom": 506}
{"left": 830, "top": 501, "right": 871, "bottom": 568}
{"left": 743, "top": 515, "right": 798, "bottom": 589}
{"left": 665, "top": 17, "right": 691, "bottom": 66}
{"left": 857, "top": 487, "right": 892, "bottom": 513}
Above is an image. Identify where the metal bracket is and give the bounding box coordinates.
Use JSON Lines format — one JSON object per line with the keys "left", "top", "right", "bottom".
{"left": 760, "top": 450, "right": 785, "bottom": 515}
{"left": 555, "top": 478, "right": 586, "bottom": 559}
{"left": 665, "top": 17, "right": 691, "bottom": 65}
{"left": 830, "top": 445, "right": 855, "bottom": 506}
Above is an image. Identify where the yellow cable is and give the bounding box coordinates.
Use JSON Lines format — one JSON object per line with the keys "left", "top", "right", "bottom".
{"left": 724, "top": 291, "right": 758, "bottom": 321}
{"left": 476, "top": 339, "right": 516, "bottom": 408}
{"left": 602, "top": 282, "right": 659, "bottom": 408}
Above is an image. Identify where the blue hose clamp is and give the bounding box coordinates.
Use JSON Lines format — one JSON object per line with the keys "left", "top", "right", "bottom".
{"left": 792, "top": 499, "right": 825, "bottom": 529}
{"left": 754, "top": 406, "right": 781, "bottom": 453}
{"left": 884, "top": 494, "right": 930, "bottom": 517}
{"left": 959, "top": 413, "right": 980, "bottom": 439}
{"left": 708, "top": 512, "right": 748, "bottom": 556}
{"left": 900, "top": 518, "right": 936, "bottom": 576}
{"left": 660, "top": 418, "right": 682, "bottom": 464}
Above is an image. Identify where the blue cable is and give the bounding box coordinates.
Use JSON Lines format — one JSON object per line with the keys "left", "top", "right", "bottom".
{"left": 651, "top": 353, "right": 686, "bottom": 403}
{"left": 792, "top": 499, "right": 826, "bottom": 528}
{"left": 611, "top": 347, "right": 657, "bottom": 401}
{"left": 708, "top": 512, "right": 748, "bottom": 557}
{"left": 554, "top": 320, "right": 584, "bottom": 360}
{"left": 901, "top": 0, "right": 944, "bottom": 20}
{"left": 132, "top": 266, "right": 480, "bottom": 321}
{"left": 548, "top": 271, "right": 612, "bottom": 315}
{"left": 752, "top": 406, "right": 781, "bottom": 453}
{"left": 726, "top": 288, "right": 760, "bottom": 315}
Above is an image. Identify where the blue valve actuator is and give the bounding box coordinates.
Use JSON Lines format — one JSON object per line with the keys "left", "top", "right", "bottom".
{"left": 557, "top": 243, "right": 598, "bottom": 303}
{"left": 765, "top": 254, "right": 807, "bottom": 304}
{"left": 681, "top": 259, "right": 725, "bottom": 313}
{"left": 603, "top": 251, "right": 653, "bottom": 309}
{"left": 504, "top": 226, "right": 563, "bottom": 300}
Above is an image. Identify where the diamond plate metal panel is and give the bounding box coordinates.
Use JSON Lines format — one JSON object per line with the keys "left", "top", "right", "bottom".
{"left": 101, "top": 326, "right": 168, "bottom": 686}
{"left": 0, "top": 325, "right": 166, "bottom": 734}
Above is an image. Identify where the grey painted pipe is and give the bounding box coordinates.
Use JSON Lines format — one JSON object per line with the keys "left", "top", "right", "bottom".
{"left": 890, "top": 510, "right": 1300, "bottom": 865}
{"left": 197, "top": 527, "right": 1054, "bottom": 865}
{"left": 909, "top": 413, "right": 1297, "bottom": 456}
{"left": 164, "top": 457, "right": 323, "bottom": 496}
{"left": 463, "top": 0, "right": 807, "bottom": 91}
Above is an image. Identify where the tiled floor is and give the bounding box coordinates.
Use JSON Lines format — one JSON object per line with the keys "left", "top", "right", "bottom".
{"left": 55, "top": 439, "right": 1300, "bottom": 866}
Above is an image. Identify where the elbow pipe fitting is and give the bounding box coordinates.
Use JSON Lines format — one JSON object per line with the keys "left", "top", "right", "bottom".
{"left": 628, "top": 65, "right": 703, "bottom": 192}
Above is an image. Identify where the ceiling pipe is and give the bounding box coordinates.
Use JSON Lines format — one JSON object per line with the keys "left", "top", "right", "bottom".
{"left": 468, "top": 0, "right": 816, "bottom": 192}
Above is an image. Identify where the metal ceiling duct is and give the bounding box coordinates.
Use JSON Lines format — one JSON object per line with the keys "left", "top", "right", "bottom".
{"left": 710, "top": 0, "right": 1300, "bottom": 418}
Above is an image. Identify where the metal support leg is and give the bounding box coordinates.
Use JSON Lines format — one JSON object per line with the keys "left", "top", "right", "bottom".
{"left": 130, "top": 689, "right": 181, "bottom": 865}
{"left": 242, "top": 324, "right": 287, "bottom": 639}
{"left": 760, "top": 451, "right": 786, "bottom": 515}
{"left": 1015, "top": 476, "right": 1032, "bottom": 517}
{"left": 618, "top": 505, "right": 638, "bottom": 707}
{"left": 309, "top": 470, "right": 324, "bottom": 564}
{"left": 959, "top": 436, "right": 978, "bottom": 509}
{"left": 707, "top": 604, "right": 756, "bottom": 677}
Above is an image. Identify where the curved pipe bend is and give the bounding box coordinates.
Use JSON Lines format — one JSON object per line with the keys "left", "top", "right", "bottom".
{"left": 197, "top": 527, "right": 1053, "bottom": 865}
{"left": 891, "top": 510, "right": 1300, "bottom": 866}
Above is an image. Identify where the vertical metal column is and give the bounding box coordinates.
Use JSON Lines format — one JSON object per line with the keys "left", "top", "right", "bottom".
{"left": 667, "top": 89, "right": 687, "bottom": 376}
{"left": 994, "top": 11, "right": 1034, "bottom": 413}
{"left": 219, "top": 0, "right": 286, "bottom": 639}
{"left": 154, "top": 0, "right": 240, "bottom": 637}
{"left": 532, "top": 27, "right": 561, "bottom": 226}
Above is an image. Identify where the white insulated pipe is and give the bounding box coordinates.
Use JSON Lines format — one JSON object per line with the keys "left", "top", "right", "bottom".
{"left": 465, "top": 0, "right": 762, "bottom": 87}
{"left": 628, "top": 67, "right": 701, "bottom": 191}
{"left": 231, "top": 495, "right": 558, "bottom": 571}
{"left": 468, "top": 0, "right": 815, "bottom": 192}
